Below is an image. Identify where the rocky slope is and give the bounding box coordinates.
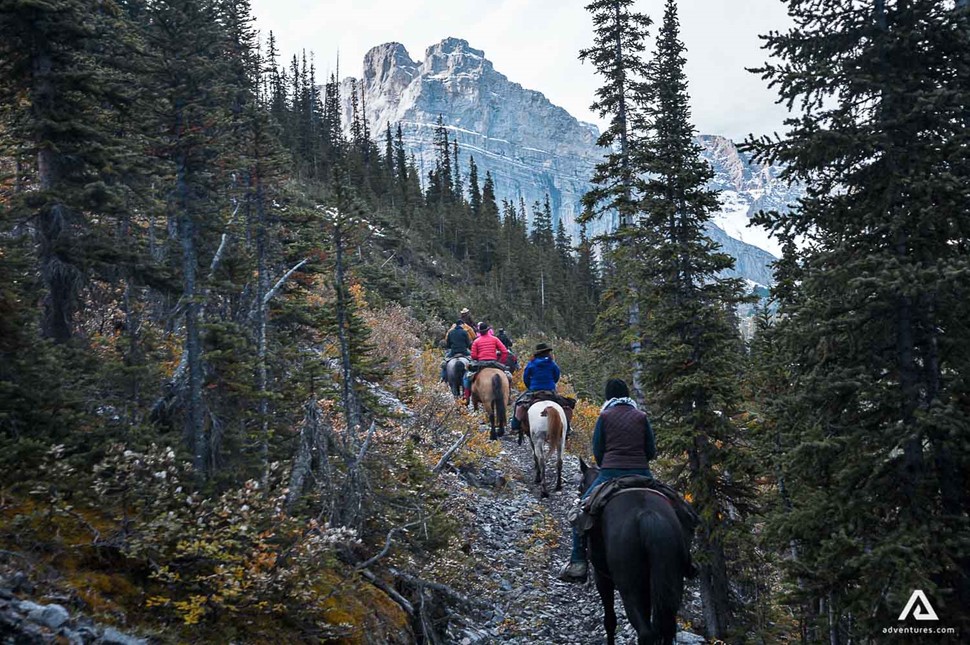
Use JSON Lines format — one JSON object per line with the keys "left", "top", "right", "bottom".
{"left": 444, "top": 429, "right": 706, "bottom": 644}
{"left": 342, "top": 37, "right": 803, "bottom": 287}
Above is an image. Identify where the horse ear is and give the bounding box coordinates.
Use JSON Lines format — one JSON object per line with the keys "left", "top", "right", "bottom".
{"left": 579, "top": 458, "right": 588, "bottom": 474}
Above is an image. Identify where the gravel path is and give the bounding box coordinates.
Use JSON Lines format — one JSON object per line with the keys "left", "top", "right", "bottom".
{"left": 449, "top": 430, "right": 705, "bottom": 645}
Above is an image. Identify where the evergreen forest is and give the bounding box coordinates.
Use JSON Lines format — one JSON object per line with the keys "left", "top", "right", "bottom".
{"left": 0, "top": 0, "right": 967, "bottom": 642}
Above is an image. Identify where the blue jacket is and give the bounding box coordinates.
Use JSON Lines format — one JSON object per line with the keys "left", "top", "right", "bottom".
{"left": 523, "top": 355, "right": 560, "bottom": 392}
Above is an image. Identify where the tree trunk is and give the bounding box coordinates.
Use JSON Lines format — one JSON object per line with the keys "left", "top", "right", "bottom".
{"left": 692, "top": 433, "right": 732, "bottom": 639}
{"left": 254, "top": 167, "right": 270, "bottom": 480}
{"left": 287, "top": 397, "right": 334, "bottom": 512}
{"left": 177, "top": 153, "right": 205, "bottom": 480}
{"left": 334, "top": 221, "right": 361, "bottom": 436}
{"left": 34, "top": 46, "right": 75, "bottom": 343}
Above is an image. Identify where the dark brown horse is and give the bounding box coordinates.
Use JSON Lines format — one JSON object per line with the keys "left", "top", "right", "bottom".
{"left": 580, "top": 460, "right": 688, "bottom": 645}
{"left": 470, "top": 367, "right": 509, "bottom": 440}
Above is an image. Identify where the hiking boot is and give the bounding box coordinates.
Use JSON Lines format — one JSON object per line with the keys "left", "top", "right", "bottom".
{"left": 557, "top": 560, "right": 587, "bottom": 583}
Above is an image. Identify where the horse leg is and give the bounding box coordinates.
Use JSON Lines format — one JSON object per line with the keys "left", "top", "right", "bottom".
{"left": 593, "top": 570, "right": 617, "bottom": 645}
{"left": 555, "top": 450, "right": 563, "bottom": 492}
{"left": 618, "top": 587, "right": 655, "bottom": 645}
{"left": 529, "top": 437, "right": 542, "bottom": 485}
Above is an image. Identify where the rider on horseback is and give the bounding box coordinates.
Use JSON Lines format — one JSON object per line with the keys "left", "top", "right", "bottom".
{"left": 440, "top": 318, "right": 473, "bottom": 383}
{"left": 463, "top": 322, "right": 510, "bottom": 403}
{"left": 558, "top": 378, "right": 657, "bottom": 583}
{"left": 510, "top": 343, "right": 573, "bottom": 433}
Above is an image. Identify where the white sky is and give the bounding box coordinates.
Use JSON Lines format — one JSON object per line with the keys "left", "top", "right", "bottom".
{"left": 250, "top": 0, "right": 794, "bottom": 141}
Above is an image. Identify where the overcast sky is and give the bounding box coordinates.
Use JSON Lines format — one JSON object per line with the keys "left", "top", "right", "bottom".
{"left": 250, "top": 0, "right": 794, "bottom": 141}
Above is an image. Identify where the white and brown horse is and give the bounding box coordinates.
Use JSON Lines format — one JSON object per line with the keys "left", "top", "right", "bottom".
{"left": 526, "top": 400, "right": 567, "bottom": 498}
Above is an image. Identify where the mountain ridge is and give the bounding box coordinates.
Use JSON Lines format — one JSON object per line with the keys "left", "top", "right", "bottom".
{"left": 342, "top": 37, "right": 799, "bottom": 286}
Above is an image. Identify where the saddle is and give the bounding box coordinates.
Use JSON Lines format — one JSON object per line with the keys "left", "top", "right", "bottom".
{"left": 517, "top": 390, "right": 576, "bottom": 410}
{"left": 469, "top": 361, "right": 514, "bottom": 389}
{"left": 571, "top": 476, "right": 699, "bottom": 536}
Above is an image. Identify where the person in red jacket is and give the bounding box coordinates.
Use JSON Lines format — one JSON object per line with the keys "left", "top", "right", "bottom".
{"left": 462, "top": 322, "right": 509, "bottom": 402}
{"left": 471, "top": 322, "right": 509, "bottom": 363}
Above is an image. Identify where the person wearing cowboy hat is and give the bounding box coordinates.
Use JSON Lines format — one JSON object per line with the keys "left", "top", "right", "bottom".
{"left": 444, "top": 308, "right": 476, "bottom": 347}
{"left": 511, "top": 342, "right": 573, "bottom": 432}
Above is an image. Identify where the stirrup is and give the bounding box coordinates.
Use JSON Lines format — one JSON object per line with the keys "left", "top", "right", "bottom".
{"left": 557, "top": 560, "right": 587, "bottom": 583}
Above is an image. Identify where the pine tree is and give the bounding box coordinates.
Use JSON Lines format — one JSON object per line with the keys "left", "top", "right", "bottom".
{"left": 142, "top": 0, "right": 232, "bottom": 478}
{"left": 530, "top": 196, "right": 554, "bottom": 247}
{"left": 467, "top": 156, "right": 482, "bottom": 218}
{"left": 579, "top": 0, "right": 652, "bottom": 400}
{"left": 744, "top": 0, "right": 970, "bottom": 637}
{"left": 0, "top": 0, "right": 140, "bottom": 342}
{"left": 635, "top": 2, "right": 758, "bottom": 638}
{"left": 579, "top": 0, "right": 651, "bottom": 229}
{"left": 555, "top": 217, "right": 572, "bottom": 262}
{"left": 394, "top": 123, "right": 408, "bottom": 185}
{"left": 427, "top": 115, "right": 452, "bottom": 206}
{"left": 321, "top": 72, "right": 342, "bottom": 168}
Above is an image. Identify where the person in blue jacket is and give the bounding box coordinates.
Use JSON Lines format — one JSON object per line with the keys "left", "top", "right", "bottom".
{"left": 510, "top": 342, "right": 567, "bottom": 431}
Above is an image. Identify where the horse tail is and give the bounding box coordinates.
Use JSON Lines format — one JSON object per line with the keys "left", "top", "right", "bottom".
{"left": 544, "top": 405, "right": 563, "bottom": 453}
{"left": 491, "top": 373, "right": 505, "bottom": 429}
{"left": 640, "top": 509, "right": 686, "bottom": 643}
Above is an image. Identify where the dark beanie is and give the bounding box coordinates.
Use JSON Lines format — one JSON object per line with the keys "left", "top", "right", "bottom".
{"left": 605, "top": 378, "right": 630, "bottom": 400}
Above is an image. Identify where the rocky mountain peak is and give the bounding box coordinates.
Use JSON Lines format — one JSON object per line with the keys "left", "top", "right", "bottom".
{"left": 423, "top": 38, "right": 490, "bottom": 77}
{"left": 341, "top": 38, "right": 802, "bottom": 287}
{"left": 362, "top": 42, "right": 417, "bottom": 88}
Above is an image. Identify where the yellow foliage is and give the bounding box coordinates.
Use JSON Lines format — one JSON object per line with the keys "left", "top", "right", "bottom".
{"left": 455, "top": 419, "right": 502, "bottom": 467}
{"left": 566, "top": 398, "right": 600, "bottom": 463}
{"left": 348, "top": 282, "right": 367, "bottom": 310}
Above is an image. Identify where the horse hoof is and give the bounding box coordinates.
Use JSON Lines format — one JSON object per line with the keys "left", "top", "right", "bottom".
{"left": 541, "top": 491, "right": 549, "bottom": 499}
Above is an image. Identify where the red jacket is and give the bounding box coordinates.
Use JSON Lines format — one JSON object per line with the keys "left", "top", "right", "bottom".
{"left": 471, "top": 330, "right": 508, "bottom": 363}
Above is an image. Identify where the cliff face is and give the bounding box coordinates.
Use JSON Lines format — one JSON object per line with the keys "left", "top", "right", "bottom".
{"left": 342, "top": 38, "right": 802, "bottom": 287}
{"left": 697, "top": 135, "right": 802, "bottom": 259}
{"left": 343, "top": 38, "right": 602, "bottom": 232}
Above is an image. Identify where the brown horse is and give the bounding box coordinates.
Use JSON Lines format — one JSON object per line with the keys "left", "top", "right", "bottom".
{"left": 470, "top": 367, "right": 510, "bottom": 440}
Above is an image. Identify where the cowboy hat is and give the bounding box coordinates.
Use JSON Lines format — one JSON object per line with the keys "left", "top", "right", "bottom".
{"left": 460, "top": 307, "right": 470, "bottom": 314}
{"left": 533, "top": 342, "right": 553, "bottom": 356}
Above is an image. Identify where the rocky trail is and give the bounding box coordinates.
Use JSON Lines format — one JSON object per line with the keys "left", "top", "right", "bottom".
{"left": 447, "top": 426, "right": 705, "bottom": 645}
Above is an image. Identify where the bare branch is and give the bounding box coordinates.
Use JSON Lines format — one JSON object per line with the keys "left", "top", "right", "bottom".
{"left": 264, "top": 257, "right": 309, "bottom": 306}
{"left": 433, "top": 429, "right": 473, "bottom": 474}
{"left": 355, "top": 516, "right": 425, "bottom": 571}
{"left": 389, "top": 567, "right": 489, "bottom": 611}
{"left": 208, "top": 200, "right": 241, "bottom": 279}
{"left": 354, "top": 421, "right": 377, "bottom": 465}
{"left": 359, "top": 568, "right": 414, "bottom": 615}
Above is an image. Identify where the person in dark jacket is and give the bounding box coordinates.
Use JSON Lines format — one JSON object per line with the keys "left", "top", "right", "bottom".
{"left": 496, "top": 328, "right": 513, "bottom": 351}
{"left": 558, "top": 378, "right": 655, "bottom": 582}
{"left": 440, "top": 319, "right": 473, "bottom": 382}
